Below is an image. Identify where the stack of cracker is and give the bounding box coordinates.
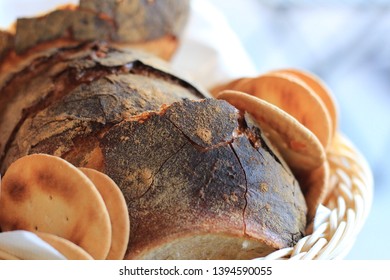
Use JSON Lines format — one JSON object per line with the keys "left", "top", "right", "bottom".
{"left": 0, "top": 154, "right": 130, "bottom": 260}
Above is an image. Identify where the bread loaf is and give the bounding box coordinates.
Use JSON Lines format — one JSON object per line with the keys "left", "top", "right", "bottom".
{"left": 0, "top": 1, "right": 307, "bottom": 260}
{"left": 0, "top": 0, "right": 190, "bottom": 61}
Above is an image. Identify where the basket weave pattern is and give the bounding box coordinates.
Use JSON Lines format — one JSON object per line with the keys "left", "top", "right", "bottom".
{"left": 260, "top": 133, "right": 373, "bottom": 260}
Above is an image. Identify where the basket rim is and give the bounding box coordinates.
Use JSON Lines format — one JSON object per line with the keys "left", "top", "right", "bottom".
{"left": 259, "top": 133, "right": 374, "bottom": 260}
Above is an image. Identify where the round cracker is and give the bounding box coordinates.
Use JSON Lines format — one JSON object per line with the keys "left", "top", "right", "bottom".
{"left": 79, "top": 167, "right": 130, "bottom": 260}
{"left": 0, "top": 248, "right": 20, "bottom": 260}
{"left": 269, "top": 68, "right": 338, "bottom": 139}
{"left": 35, "top": 231, "right": 93, "bottom": 260}
{"left": 210, "top": 77, "right": 251, "bottom": 98}
{"left": 296, "top": 161, "right": 330, "bottom": 225}
{"left": 0, "top": 154, "right": 111, "bottom": 260}
{"left": 220, "top": 73, "right": 332, "bottom": 149}
{"left": 217, "top": 90, "right": 326, "bottom": 171}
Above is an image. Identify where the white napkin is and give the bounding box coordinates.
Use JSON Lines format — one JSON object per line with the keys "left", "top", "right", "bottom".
{"left": 0, "top": 230, "right": 65, "bottom": 260}
{"left": 171, "top": 0, "right": 258, "bottom": 90}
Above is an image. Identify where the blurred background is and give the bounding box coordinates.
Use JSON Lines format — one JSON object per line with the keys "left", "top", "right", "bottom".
{"left": 1, "top": 0, "right": 389, "bottom": 259}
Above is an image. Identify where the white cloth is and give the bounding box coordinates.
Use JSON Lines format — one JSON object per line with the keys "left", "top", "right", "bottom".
{"left": 0, "top": 230, "right": 65, "bottom": 260}
{"left": 171, "top": 0, "right": 258, "bottom": 90}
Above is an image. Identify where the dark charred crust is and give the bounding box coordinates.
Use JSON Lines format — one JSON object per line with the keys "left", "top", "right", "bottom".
{"left": 230, "top": 135, "right": 306, "bottom": 247}
{"left": 3, "top": 0, "right": 189, "bottom": 56}
{"left": 0, "top": 31, "right": 14, "bottom": 61}
{"left": 101, "top": 112, "right": 188, "bottom": 199}
{"left": 129, "top": 61, "right": 209, "bottom": 99}
{"left": 164, "top": 99, "right": 239, "bottom": 148}
{"left": 80, "top": 0, "right": 117, "bottom": 18}
{"left": 14, "top": 10, "right": 78, "bottom": 54}
{"left": 138, "top": 142, "right": 188, "bottom": 199}
{"left": 100, "top": 99, "right": 306, "bottom": 254}
{"left": 0, "top": 43, "right": 204, "bottom": 172}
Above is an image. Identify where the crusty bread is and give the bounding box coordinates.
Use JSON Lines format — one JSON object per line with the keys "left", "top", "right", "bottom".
{"left": 0, "top": 41, "right": 307, "bottom": 258}
{"left": 105, "top": 98, "right": 307, "bottom": 259}
{"left": 0, "top": 0, "right": 189, "bottom": 62}
{"left": 0, "top": 1, "right": 307, "bottom": 259}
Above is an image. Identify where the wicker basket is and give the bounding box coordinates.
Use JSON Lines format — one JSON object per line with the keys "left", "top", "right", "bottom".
{"left": 259, "top": 132, "right": 373, "bottom": 260}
